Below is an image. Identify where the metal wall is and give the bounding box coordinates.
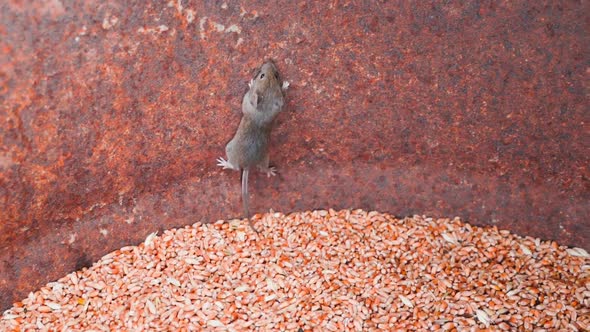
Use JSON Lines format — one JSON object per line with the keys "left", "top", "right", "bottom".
{"left": 1, "top": 1, "right": 588, "bottom": 309}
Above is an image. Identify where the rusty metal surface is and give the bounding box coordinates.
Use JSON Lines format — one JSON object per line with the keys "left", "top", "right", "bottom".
{"left": 1, "top": 0, "right": 588, "bottom": 309}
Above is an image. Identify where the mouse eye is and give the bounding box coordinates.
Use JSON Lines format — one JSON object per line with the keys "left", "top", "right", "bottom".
{"left": 260, "top": 73, "right": 265, "bottom": 79}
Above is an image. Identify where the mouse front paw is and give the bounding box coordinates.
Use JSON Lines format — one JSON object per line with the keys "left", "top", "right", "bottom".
{"left": 282, "top": 81, "right": 290, "bottom": 91}
{"left": 216, "top": 157, "right": 235, "bottom": 170}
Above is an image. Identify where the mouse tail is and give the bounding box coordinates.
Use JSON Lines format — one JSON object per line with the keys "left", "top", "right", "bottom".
{"left": 241, "top": 168, "right": 249, "bottom": 218}
{"left": 241, "top": 168, "right": 258, "bottom": 233}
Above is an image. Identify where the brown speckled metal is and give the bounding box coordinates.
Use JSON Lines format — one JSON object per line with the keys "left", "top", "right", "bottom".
{"left": 0, "top": 1, "right": 588, "bottom": 310}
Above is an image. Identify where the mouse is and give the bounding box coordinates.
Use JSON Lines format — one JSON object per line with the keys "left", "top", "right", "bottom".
{"left": 217, "top": 60, "right": 288, "bottom": 232}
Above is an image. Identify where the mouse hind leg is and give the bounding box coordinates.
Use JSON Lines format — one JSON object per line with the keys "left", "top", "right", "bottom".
{"left": 257, "top": 153, "right": 277, "bottom": 177}
{"left": 216, "top": 157, "right": 238, "bottom": 170}
{"left": 217, "top": 140, "right": 240, "bottom": 171}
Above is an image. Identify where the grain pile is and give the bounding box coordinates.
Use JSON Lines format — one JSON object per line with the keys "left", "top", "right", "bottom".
{"left": 1, "top": 210, "right": 589, "bottom": 331}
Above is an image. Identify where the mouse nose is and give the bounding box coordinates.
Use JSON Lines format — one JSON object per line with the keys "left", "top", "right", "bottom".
{"left": 263, "top": 60, "right": 277, "bottom": 70}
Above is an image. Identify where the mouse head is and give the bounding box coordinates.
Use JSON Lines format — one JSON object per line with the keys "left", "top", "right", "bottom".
{"left": 242, "top": 60, "right": 285, "bottom": 121}
{"left": 251, "top": 60, "right": 281, "bottom": 93}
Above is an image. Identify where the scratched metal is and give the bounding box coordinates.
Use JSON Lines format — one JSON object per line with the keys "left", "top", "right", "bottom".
{"left": 0, "top": 1, "right": 588, "bottom": 310}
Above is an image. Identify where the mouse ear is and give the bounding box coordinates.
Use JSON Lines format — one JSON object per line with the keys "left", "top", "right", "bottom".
{"left": 249, "top": 91, "right": 264, "bottom": 110}
{"left": 256, "top": 93, "right": 265, "bottom": 111}
{"left": 249, "top": 91, "right": 258, "bottom": 108}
